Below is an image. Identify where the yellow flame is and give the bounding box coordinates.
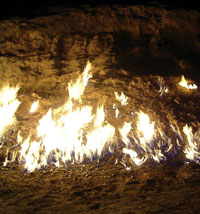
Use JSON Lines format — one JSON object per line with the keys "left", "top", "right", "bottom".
{"left": 19, "top": 105, "right": 115, "bottom": 172}
{"left": 3, "top": 61, "right": 199, "bottom": 172}
{"left": 68, "top": 61, "right": 92, "bottom": 101}
{"left": 183, "top": 125, "right": 199, "bottom": 161}
{"left": 119, "top": 111, "right": 171, "bottom": 166}
{"left": 119, "top": 121, "right": 132, "bottom": 146}
{"left": 119, "top": 121, "right": 148, "bottom": 166}
{"left": 179, "top": 75, "right": 197, "bottom": 90}
{"left": 0, "top": 84, "right": 21, "bottom": 135}
{"left": 17, "top": 62, "right": 116, "bottom": 172}
{"left": 30, "top": 100, "right": 39, "bottom": 113}
{"left": 137, "top": 111, "right": 154, "bottom": 141}
{"left": 114, "top": 92, "right": 128, "bottom": 106}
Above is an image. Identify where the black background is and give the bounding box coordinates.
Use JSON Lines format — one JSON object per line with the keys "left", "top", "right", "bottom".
{"left": 0, "top": 0, "right": 200, "bottom": 20}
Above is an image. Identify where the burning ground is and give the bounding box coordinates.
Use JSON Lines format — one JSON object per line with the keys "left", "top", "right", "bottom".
{"left": 1, "top": 2, "right": 200, "bottom": 214}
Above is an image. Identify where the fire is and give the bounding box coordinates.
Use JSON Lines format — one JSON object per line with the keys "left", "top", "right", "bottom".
{"left": 86, "top": 107, "right": 115, "bottom": 159}
{"left": 179, "top": 75, "right": 197, "bottom": 89}
{"left": 122, "top": 148, "right": 147, "bottom": 166}
{"left": 113, "top": 91, "right": 128, "bottom": 119}
{"left": 119, "top": 121, "right": 132, "bottom": 146}
{"left": 114, "top": 92, "right": 128, "bottom": 106}
{"left": 30, "top": 100, "right": 39, "bottom": 113}
{"left": 183, "top": 125, "right": 200, "bottom": 162}
{"left": 14, "top": 62, "right": 115, "bottom": 172}
{"left": 68, "top": 61, "right": 92, "bottom": 101}
{"left": 113, "top": 104, "right": 119, "bottom": 118}
{"left": 1, "top": 61, "right": 200, "bottom": 172}
{"left": 119, "top": 121, "right": 147, "bottom": 166}
{"left": 119, "top": 111, "right": 174, "bottom": 166}
{"left": 0, "top": 84, "right": 20, "bottom": 136}
{"left": 137, "top": 111, "right": 154, "bottom": 141}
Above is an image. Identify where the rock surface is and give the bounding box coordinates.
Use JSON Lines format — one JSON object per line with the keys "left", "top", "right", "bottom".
{"left": 1, "top": 3, "right": 200, "bottom": 91}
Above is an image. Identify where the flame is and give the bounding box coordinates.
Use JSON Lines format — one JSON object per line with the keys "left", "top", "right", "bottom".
{"left": 15, "top": 62, "right": 115, "bottom": 172}
{"left": 0, "top": 84, "right": 21, "bottom": 135}
{"left": 179, "top": 75, "right": 197, "bottom": 89}
{"left": 119, "top": 111, "right": 173, "bottom": 166}
{"left": 113, "top": 104, "right": 119, "bottom": 118}
{"left": 68, "top": 61, "right": 92, "bottom": 101}
{"left": 114, "top": 92, "right": 128, "bottom": 106}
{"left": 122, "top": 148, "right": 147, "bottom": 166}
{"left": 183, "top": 125, "right": 200, "bottom": 162}
{"left": 119, "top": 121, "right": 132, "bottom": 146}
{"left": 119, "top": 121, "right": 147, "bottom": 166}
{"left": 137, "top": 111, "right": 154, "bottom": 141}
{"left": 86, "top": 108, "right": 115, "bottom": 159}
{"left": 2, "top": 61, "right": 200, "bottom": 172}
{"left": 30, "top": 100, "right": 39, "bottom": 113}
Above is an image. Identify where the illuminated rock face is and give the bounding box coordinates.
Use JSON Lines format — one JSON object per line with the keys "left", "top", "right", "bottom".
{"left": 0, "top": 4, "right": 200, "bottom": 90}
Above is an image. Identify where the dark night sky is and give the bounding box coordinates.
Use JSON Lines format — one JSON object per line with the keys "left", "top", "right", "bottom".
{"left": 0, "top": 0, "right": 199, "bottom": 20}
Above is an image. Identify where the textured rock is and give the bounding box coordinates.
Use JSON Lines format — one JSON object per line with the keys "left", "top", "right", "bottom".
{"left": 0, "top": 4, "right": 200, "bottom": 94}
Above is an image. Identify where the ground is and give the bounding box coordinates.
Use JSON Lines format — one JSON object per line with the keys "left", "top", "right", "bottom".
{"left": 1, "top": 163, "right": 200, "bottom": 214}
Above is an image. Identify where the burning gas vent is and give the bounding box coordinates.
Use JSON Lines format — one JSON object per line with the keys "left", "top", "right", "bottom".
{"left": 0, "top": 61, "right": 199, "bottom": 173}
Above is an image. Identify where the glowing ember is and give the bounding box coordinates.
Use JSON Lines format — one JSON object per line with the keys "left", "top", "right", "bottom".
{"left": 114, "top": 92, "right": 128, "bottom": 106}
{"left": 0, "top": 84, "right": 20, "bottom": 136}
{"left": 179, "top": 75, "right": 197, "bottom": 89}
{"left": 30, "top": 100, "right": 39, "bottom": 113}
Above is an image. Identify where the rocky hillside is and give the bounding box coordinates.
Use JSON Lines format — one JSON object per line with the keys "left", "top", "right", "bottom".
{"left": 0, "top": 4, "right": 200, "bottom": 94}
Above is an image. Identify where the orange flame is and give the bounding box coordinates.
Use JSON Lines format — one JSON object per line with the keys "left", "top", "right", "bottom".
{"left": 179, "top": 75, "right": 197, "bottom": 90}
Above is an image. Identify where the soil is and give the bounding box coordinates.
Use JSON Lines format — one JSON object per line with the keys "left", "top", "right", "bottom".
{"left": 1, "top": 2, "right": 200, "bottom": 214}
{"left": 1, "top": 163, "right": 200, "bottom": 214}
